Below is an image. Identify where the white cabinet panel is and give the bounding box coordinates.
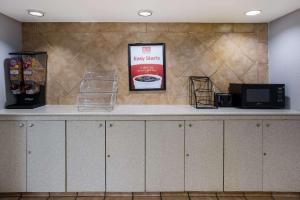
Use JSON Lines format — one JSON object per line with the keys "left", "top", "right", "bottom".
{"left": 185, "top": 120, "right": 223, "bottom": 191}
{"left": 67, "top": 121, "right": 105, "bottom": 192}
{"left": 27, "top": 121, "right": 65, "bottom": 192}
{"left": 146, "top": 121, "right": 184, "bottom": 191}
{"left": 224, "top": 120, "right": 263, "bottom": 191}
{"left": 0, "top": 121, "right": 26, "bottom": 192}
{"left": 106, "top": 121, "right": 145, "bottom": 192}
{"left": 263, "top": 120, "right": 300, "bottom": 192}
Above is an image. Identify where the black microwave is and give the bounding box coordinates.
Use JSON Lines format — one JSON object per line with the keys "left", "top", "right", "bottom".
{"left": 229, "top": 83, "right": 285, "bottom": 109}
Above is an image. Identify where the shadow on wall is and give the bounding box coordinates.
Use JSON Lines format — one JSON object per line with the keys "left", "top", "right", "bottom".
{"left": 285, "top": 96, "right": 291, "bottom": 109}
{"left": 3, "top": 58, "right": 15, "bottom": 106}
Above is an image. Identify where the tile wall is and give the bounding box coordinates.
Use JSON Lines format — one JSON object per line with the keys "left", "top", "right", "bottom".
{"left": 22, "top": 23, "right": 268, "bottom": 104}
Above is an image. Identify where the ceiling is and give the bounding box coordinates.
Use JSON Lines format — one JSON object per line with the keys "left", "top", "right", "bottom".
{"left": 0, "top": 0, "right": 300, "bottom": 23}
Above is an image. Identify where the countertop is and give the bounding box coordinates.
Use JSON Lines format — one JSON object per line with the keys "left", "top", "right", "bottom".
{"left": 0, "top": 105, "right": 300, "bottom": 116}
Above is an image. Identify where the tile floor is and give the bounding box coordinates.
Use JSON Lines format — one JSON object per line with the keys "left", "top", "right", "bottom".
{"left": 0, "top": 192, "right": 299, "bottom": 200}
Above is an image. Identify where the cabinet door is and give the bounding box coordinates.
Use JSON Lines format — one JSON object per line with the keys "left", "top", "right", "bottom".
{"left": 0, "top": 121, "right": 26, "bottom": 192}
{"left": 185, "top": 120, "right": 223, "bottom": 191}
{"left": 106, "top": 121, "right": 145, "bottom": 192}
{"left": 263, "top": 120, "right": 300, "bottom": 192}
{"left": 224, "top": 120, "right": 263, "bottom": 191}
{"left": 67, "top": 121, "right": 105, "bottom": 191}
{"left": 27, "top": 121, "right": 65, "bottom": 192}
{"left": 146, "top": 121, "right": 184, "bottom": 191}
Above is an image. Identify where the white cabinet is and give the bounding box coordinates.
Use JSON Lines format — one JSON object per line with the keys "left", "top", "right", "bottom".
{"left": 27, "top": 121, "right": 65, "bottom": 192}
{"left": 0, "top": 121, "right": 26, "bottom": 192}
{"left": 263, "top": 120, "right": 300, "bottom": 192}
{"left": 106, "top": 121, "right": 145, "bottom": 192}
{"left": 67, "top": 121, "right": 105, "bottom": 192}
{"left": 224, "top": 120, "right": 263, "bottom": 191}
{"left": 185, "top": 120, "right": 223, "bottom": 191}
{"left": 146, "top": 121, "right": 184, "bottom": 191}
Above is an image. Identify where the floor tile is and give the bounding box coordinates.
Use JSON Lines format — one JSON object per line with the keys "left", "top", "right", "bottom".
{"left": 77, "top": 197, "right": 104, "bottom": 200}
{"left": 133, "top": 193, "right": 160, "bottom": 197}
{"left": 106, "top": 193, "right": 133, "bottom": 197}
{"left": 134, "top": 197, "right": 161, "bottom": 200}
{"left": 245, "top": 197, "right": 273, "bottom": 200}
{"left": 245, "top": 193, "right": 272, "bottom": 197}
{"left": 217, "top": 193, "right": 245, "bottom": 197}
{"left": 272, "top": 193, "right": 300, "bottom": 200}
{"left": 161, "top": 193, "right": 188, "bottom": 197}
{"left": 273, "top": 193, "right": 300, "bottom": 198}
{"left": 22, "top": 193, "right": 49, "bottom": 197}
{"left": 0, "top": 193, "right": 21, "bottom": 197}
{"left": 105, "top": 196, "right": 132, "bottom": 200}
{"left": 190, "top": 196, "right": 218, "bottom": 200}
{"left": 21, "top": 197, "right": 49, "bottom": 200}
{"left": 218, "top": 197, "right": 247, "bottom": 200}
{"left": 77, "top": 193, "right": 105, "bottom": 197}
{"left": 50, "top": 193, "right": 76, "bottom": 197}
{"left": 0, "top": 197, "right": 20, "bottom": 200}
{"left": 273, "top": 197, "right": 300, "bottom": 200}
{"left": 49, "top": 197, "right": 75, "bottom": 200}
{"left": 189, "top": 192, "right": 217, "bottom": 197}
{"left": 162, "top": 196, "right": 188, "bottom": 200}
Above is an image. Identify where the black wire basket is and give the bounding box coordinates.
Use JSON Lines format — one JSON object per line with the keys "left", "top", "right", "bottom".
{"left": 189, "top": 76, "right": 216, "bottom": 109}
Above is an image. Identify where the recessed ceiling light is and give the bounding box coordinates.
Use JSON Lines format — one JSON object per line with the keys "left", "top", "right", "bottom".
{"left": 138, "top": 9, "right": 153, "bottom": 17}
{"left": 245, "top": 10, "right": 262, "bottom": 16}
{"left": 27, "top": 9, "right": 45, "bottom": 17}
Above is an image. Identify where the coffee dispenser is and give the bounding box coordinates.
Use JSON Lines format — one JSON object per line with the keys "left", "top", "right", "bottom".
{"left": 5, "top": 51, "right": 47, "bottom": 109}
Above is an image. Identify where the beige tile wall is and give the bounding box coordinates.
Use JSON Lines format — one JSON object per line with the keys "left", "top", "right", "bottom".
{"left": 22, "top": 23, "right": 268, "bottom": 105}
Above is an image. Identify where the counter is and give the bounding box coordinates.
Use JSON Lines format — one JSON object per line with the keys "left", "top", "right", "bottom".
{"left": 0, "top": 105, "right": 300, "bottom": 120}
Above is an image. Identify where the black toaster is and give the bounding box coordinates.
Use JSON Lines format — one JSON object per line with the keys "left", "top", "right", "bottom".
{"left": 215, "top": 93, "right": 233, "bottom": 107}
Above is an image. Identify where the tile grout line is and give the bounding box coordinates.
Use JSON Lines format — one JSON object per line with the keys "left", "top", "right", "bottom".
{"left": 222, "top": 120, "right": 225, "bottom": 192}
{"left": 65, "top": 120, "right": 67, "bottom": 192}
{"left": 144, "top": 120, "right": 147, "bottom": 192}
{"left": 105, "top": 121, "right": 107, "bottom": 192}
{"left": 184, "top": 120, "right": 186, "bottom": 191}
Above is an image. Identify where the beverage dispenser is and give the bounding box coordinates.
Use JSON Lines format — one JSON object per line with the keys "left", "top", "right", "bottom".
{"left": 5, "top": 51, "right": 47, "bottom": 109}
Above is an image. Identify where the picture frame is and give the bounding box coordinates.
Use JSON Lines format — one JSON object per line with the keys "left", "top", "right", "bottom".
{"left": 128, "top": 43, "right": 166, "bottom": 91}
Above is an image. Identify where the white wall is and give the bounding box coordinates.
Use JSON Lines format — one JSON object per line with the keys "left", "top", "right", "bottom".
{"left": 0, "top": 13, "right": 22, "bottom": 109}
{"left": 269, "top": 9, "right": 300, "bottom": 110}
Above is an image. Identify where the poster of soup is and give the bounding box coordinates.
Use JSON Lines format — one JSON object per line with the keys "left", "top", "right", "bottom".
{"left": 128, "top": 43, "right": 166, "bottom": 91}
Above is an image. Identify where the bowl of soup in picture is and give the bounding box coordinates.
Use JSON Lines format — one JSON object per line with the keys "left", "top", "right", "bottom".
{"left": 133, "top": 74, "right": 162, "bottom": 89}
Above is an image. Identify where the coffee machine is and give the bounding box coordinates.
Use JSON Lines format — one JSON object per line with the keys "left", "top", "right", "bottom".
{"left": 5, "top": 51, "right": 47, "bottom": 109}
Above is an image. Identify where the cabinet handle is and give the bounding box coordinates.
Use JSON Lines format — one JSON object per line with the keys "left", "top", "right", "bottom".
{"left": 28, "top": 150, "right": 31, "bottom": 154}
{"left": 99, "top": 123, "right": 103, "bottom": 128}
{"left": 19, "top": 123, "right": 24, "bottom": 128}
{"left": 263, "top": 153, "right": 267, "bottom": 156}
{"left": 186, "top": 153, "right": 190, "bottom": 157}
{"left": 188, "top": 124, "right": 192, "bottom": 127}
{"left": 109, "top": 124, "right": 113, "bottom": 127}
{"left": 266, "top": 124, "right": 270, "bottom": 127}
{"left": 178, "top": 124, "right": 182, "bottom": 128}
{"left": 107, "top": 154, "right": 111, "bottom": 158}
{"left": 28, "top": 123, "right": 34, "bottom": 127}
{"left": 256, "top": 123, "right": 261, "bottom": 127}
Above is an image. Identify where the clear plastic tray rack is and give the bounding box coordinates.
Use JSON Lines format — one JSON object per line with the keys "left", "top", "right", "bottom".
{"left": 77, "top": 71, "right": 118, "bottom": 112}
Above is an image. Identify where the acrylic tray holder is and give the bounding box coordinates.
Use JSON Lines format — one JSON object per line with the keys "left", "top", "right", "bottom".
{"left": 77, "top": 71, "right": 118, "bottom": 112}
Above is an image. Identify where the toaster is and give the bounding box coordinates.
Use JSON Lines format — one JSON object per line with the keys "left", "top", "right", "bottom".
{"left": 215, "top": 93, "right": 233, "bottom": 107}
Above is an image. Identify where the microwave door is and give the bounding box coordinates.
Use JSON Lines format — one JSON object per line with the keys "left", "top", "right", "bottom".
{"left": 245, "top": 88, "right": 271, "bottom": 108}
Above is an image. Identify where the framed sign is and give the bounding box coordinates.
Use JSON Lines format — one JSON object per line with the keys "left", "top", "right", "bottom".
{"left": 128, "top": 43, "right": 166, "bottom": 91}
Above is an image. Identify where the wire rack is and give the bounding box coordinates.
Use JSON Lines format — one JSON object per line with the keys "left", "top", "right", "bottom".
{"left": 189, "top": 76, "right": 216, "bottom": 109}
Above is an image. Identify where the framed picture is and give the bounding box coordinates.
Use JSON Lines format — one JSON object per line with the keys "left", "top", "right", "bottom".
{"left": 128, "top": 43, "right": 166, "bottom": 91}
